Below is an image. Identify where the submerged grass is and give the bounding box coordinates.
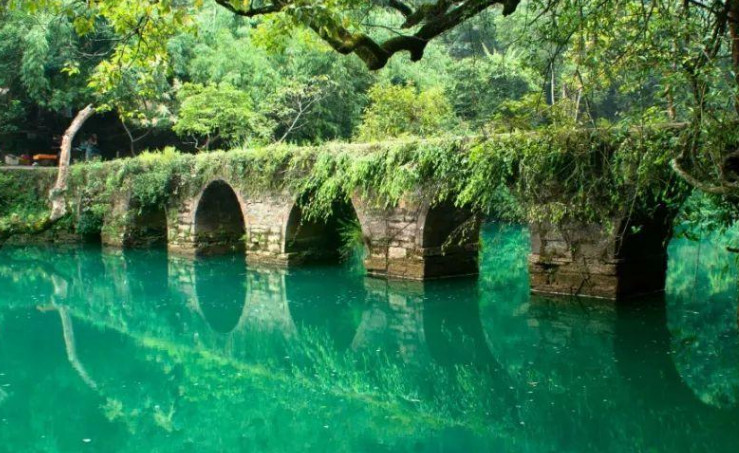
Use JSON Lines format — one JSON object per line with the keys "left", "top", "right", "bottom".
{"left": 67, "top": 307, "right": 514, "bottom": 439}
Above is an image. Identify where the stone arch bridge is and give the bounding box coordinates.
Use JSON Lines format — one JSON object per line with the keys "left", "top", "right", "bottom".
{"left": 100, "top": 174, "right": 673, "bottom": 301}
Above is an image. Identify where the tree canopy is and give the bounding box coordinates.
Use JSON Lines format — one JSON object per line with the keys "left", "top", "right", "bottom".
{"left": 4, "top": 0, "right": 739, "bottom": 198}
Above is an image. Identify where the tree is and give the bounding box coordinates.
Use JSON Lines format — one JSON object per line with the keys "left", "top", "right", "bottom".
{"left": 513, "top": 0, "right": 739, "bottom": 193}
{"left": 356, "top": 82, "right": 457, "bottom": 140}
{"left": 173, "top": 82, "right": 272, "bottom": 149}
{"left": 179, "top": 6, "right": 372, "bottom": 143}
{"left": 268, "top": 75, "right": 338, "bottom": 143}
{"left": 213, "top": 0, "right": 522, "bottom": 69}
{"left": 447, "top": 49, "right": 539, "bottom": 127}
{"left": 1, "top": 0, "right": 187, "bottom": 243}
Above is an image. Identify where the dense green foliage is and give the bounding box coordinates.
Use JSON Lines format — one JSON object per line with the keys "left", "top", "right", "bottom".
{"left": 0, "top": 169, "right": 58, "bottom": 237}
{"left": 2, "top": 0, "right": 739, "bottom": 235}
{"left": 356, "top": 84, "right": 457, "bottom": 141}
{"left": 172, "top": 82, "right": 271, "bottom": 149}
{"left": 0, "top": 1, "right": 546, "bottom": 152}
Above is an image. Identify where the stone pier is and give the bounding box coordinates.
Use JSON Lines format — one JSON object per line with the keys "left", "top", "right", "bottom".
{"left": 352, "top": 279, "right": 430, "bottom": 364}
{"left": 528, "top": 213, "right": 672, "bottom": 300}
{"left": 101, "top": 193, "right": 167, "bottom": 248}
{"left": 353, "top": 197, "right": 480, "bottom": 280}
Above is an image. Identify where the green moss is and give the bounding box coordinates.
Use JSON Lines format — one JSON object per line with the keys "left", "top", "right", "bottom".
{"left": 1, "top": 126, "right": 693, "bottom": 241}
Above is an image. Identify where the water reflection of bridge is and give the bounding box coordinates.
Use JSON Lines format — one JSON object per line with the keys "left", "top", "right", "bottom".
{"left": 166, "top": 255, "right": 500, "bottom": 370}
{"left": 0, "top": 245, "right": 738, "bottom": 449}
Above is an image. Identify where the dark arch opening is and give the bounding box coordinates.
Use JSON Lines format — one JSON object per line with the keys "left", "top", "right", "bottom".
{"left": 613, "top": 204, "right": 675, "bottom": 296}
{"left": 613, "top": 297, "right": 732, "bottom": 417}
{"left": 126, "top": 201, "right": 167, "bottom": 248}
{"left": 421, "top": 200, "right": 480, "bottom": 279}
{"left": 194, "top": 255, "right": 247, "bottom": 334}
{"left": 194, "top": 180, "right": 245, "bottom": 256}
{"left": 285, "top": 198, "right": 363, "bottom": 265}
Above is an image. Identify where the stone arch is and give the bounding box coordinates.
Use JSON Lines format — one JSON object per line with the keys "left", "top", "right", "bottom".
{"left": 349, "top": 195, "right": 483, "bottom": 280}
{"left": 193, "top": 179, "right": 246, "bottom": 256}
{"left": 283, "top": 197, "right": 364, "bottom": 264}
{"left": 418, "top": 200, "right": 480, "bottom": 279}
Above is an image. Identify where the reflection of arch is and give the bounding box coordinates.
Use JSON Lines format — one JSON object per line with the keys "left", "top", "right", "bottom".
{"left": 193, "top": 180, "right": 246, "bottom": 255}
{"left": 168, "top": 256, "right": 249, "bottom": 345}
{"left": 421, "top": 278, "right": 518, "bottom": 413}
{"left": 613, "top": 299, "right": 739, "bottom": 421}
{"left": 193, "top": 256, "right": 248, "bottom": 334}
{"left": 284, "top": 198, "right": 362, "bottom": 264}
{"left": 285, "top": 267, "right": 367, "bottom": 351}
{"left": 169, "top": 257, "right": 297, "bottom": 356}
{"left": 348, "top": 278, "right": 512, "bottom": 376}
{"left": 665, "top": 234, "right": 739, "bottom": 410}
{"left": 351, "top": 280, "right": 430, "bottom": 365}
{"left": 423, "top": 279, "right": 504, "bottom": 370}
{"left": 418, "top": 200, "right": 480, "bottom": 278}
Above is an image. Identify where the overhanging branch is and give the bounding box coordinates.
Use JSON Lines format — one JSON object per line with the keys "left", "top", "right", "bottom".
{"left": 213, "top": 0, "right": 521, "bottom": 69}
{"left": 214, "top": 0, "right": 283, "bottom": 17}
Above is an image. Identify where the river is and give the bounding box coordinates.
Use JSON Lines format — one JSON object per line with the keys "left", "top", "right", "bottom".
{"left": 0, "top": 224, "right": 737, "bottom": 452}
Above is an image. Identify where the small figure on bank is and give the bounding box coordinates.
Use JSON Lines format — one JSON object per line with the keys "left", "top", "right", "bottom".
{"left": 82, "top": 133, "right": 100, "bottom": 161}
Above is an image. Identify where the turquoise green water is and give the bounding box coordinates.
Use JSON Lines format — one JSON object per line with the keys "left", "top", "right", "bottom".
{"left": 0, "top": 224, "right": 738, "bottom": 452}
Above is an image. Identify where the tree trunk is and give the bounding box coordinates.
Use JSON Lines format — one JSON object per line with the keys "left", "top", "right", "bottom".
{"left": 0, "top": 104, "right": 96, "bottom": 247}
{"left": 550, "top": 62, "right": 556, "bottom": 105}
{"left": 728, "top": 0, "right": 739, "bottom": 114}
{"left": 665, "top": 85, "right": 677, "bottom": 120}
{"left": 120, "top": 117, "right": 152, "bottom": 157}
{"left": 50, "top": 105, "right": 95, "bottom": 222}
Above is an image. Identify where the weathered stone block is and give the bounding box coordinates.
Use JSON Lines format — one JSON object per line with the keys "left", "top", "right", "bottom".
{"left": 528, "top": 216, "right": 671, "bottom": 300}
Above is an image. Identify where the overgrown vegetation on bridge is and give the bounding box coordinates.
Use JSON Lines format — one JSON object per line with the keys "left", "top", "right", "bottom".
{"left": 0, "top": 125, "right": 695, "bottom": 242}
